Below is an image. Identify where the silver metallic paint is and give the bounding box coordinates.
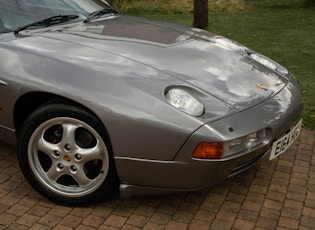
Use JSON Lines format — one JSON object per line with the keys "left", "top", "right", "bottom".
{"left": 0, "top": 13, "right": 302, "bottom": 198}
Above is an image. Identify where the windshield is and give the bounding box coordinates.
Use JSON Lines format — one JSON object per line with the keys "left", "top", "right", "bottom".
{"left": 0, "top": 0, "right": 111, "bottom": 33}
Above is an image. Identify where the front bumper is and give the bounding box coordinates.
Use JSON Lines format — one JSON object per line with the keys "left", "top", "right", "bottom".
{"left": 116, "top": 80, "right": 303, "bottom": 198}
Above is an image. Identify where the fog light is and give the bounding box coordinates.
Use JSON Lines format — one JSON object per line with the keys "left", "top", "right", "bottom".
{"left": 192, "top": 143, "right": 224, "bottom": 159}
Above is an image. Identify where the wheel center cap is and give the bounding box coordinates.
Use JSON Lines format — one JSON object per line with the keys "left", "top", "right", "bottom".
{"left": 63, "top": 155, "right": 71, "bottom": 162}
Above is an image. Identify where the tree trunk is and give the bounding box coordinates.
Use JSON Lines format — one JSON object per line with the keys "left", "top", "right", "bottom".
{"left": 193, "top": 0, "right": 209, "bottom": 29}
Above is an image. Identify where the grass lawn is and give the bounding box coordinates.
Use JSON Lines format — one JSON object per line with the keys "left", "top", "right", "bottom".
{"left": 110, "top": 0, "right": 315, "bottom": 129}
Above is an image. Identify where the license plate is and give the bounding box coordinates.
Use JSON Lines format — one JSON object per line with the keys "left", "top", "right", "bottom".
{"left": 269, "top": 119, "right": 303, "bottom": 160}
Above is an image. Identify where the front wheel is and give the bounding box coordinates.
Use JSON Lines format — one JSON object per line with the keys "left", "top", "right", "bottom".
{"left": 17, "top": 102, "right": 119, "bottom": 205}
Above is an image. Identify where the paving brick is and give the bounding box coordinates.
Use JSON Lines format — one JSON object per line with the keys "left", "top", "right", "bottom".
{"left": 233, "top": 219, "right": 255, "bottom": 230}
{"left": 296, "top": 151, "right": 312, "bottom": 161}
{"left": 286, "top": 190, "right": 306, "bottom": 202}
{"left": 179, "top": 201, "right": 200, "bottom": 213}
{"left": 156, "top": 203, "right": 177, "bottom": 215}
{"left": 206, "top": 193, "right": 226, "bottom": 203}
{"left": 216, "top": 209, "right": 237, "bottom": 222}
{"left": 249, "top": 184, "right": 268, "bottom": 195}
{"left": 281, "top": 207, "right": 302, "bottom": 219}
{"left": 120, "top": 197, "right": 142, "bottom": 208}
{"left": 149, "top": 212, "right": 171, "bottom": 225}
{"left": 220, "top": 200, "right": 241, "bottom": 212}
{"left": 0, "top": 204, "right": 9, "bottom": 213}
{"left": 273, "top": 171, "right": 291, "bottom": 180}
{"left": 172, "top": 210, "right": 194, "bottom": 224}
{"left": 277, "top": 159, "right": 294, "bottom": 168}
{"left": 29, "top": 223, "right": 52, "bottom": 230}
{"left": 209, "top": 184, "right": 230, "bottom": 196}
{"left": 238, "top": 209, "right": 259, "bottom": 221}
{"left": 27, "top": 204, "right": 51, "bottom": 217}
{"left": 90, "top": 205, "right": 113, "bottom": 218}
{"left": 300, "top": 216, "right": 315, "bottom": 228}
{"left": 166, "top": 220, "right": 188, "bottom": 230}
{"left": 49, "top": 205, "right": 72, "bottom": 217}
{"left": 305, "top": 199, "right": 315, "bottom": 209}
{"left": 185, "top": 192, "right": 206, "bottom": 205}
{"left": 266, "top": 190, "right": 286, "bottom": 202}
{"left": 164, "top": 194, "right": 186, "bottom": 205}
{"left": 16, "top": 214, "right": 40, "bottom": 227}
{"left": 288, "top": 183, "right": 307, "bottom": 193}
{"left": 290, "top": 177, "right": 308, "bottom": 186}
{"left": 75, "top": 225, "right": 95, "bottom": 230}
{"left": 298, "top": 225, "right": 315, "bottom": 230}
{"left": 303, "top": 207, "right": 315, "bottom": 218}
{"left": 229, "top": 185, "right": 249, "bottom": 195}
{"left": 59, "top": 214, "right": 83, "bottom": 228}
{"left": 121, "top": 224, "right": 142, "bottom": 230}
{"left": 200, "top": 200, "right": 221, "bottom": 213}
{"left": 126, "top": 214, "right": 149, "bottom": 228}
{"left": 275, "top": 165, "right": 292, "bottom": 174}
{"left": 70, "top": 207, "right": 92, "bottom": 218}
{"left": 284, "top": 199, "right": 304, "bottom": 210}
{"left": 242, "top": 200, "right": 262, "bottom": 212}
{"left": 255, "top": 216, "right": 278, "bottom": 230}
{"left": 134, "top": 205, "right": 156, "bottom": 217}
{"left": 52, "top": 224, "right": 73, "bottom": 230}
{"left": 210, "top": 218, "right": 233, "bottom": 230}
{"left": 6, "top": 223, "right": 28, "bottom": 230}
{"left": 260, "top": 207, "right": 281, "bottom": 220}
{"left": 252, "top": 178, "right": 270, "bottom": 187}
{"left": 6, "top": 204, "right": 29, "bottom": 217}
{"left": 0, "top": 194, "right": 20, "bottom": 206}
{"left": 38, "top": 213, "right": 63, "bottom": 227}
{"left": 194, "top": 209, "right": 215, "bottom": 222}
{"left": 105, "top": 215, "right": 127, "bottom": 228}
{"left": 143, "top": 222, "right": 165, "bottom": 230}
{"left": 306, "top": 191, "right": 315, "bottom": 201}
{"left": 0, "top": 213, "right": 17, "bottom": 226}
{"left": 142, "top": 197, "right": 164, "bottom": 207}
{"left": 225, "top": 192, "right": 245, "bottom": 203}
{"left": 269, "top": 184, "right": 287, "bottom": 194}
{"left": 188, "top": 219, "right": 210, "bottom": 230}
{"left": 82, "top": 214, "right": 105, "bottom": 228}
{"left": 245, "top": 192, "right": 265, "bottom": 203}
{"left": 278, "top": 216, "right": 299, "bottom": 229}
{"left": 113, "top": 205, "right": 135, "bottom": 217}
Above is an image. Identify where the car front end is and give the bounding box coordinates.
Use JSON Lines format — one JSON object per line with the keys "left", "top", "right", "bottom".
{"left": 117, "top": 73, "right": 302, "bottom": 197}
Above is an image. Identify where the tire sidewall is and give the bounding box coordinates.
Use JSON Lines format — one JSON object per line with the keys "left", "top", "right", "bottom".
{"left": 17, "top": 102, "right": 118, "bottom": 205}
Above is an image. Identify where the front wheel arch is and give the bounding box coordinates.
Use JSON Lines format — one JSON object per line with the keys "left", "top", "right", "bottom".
{"left": 14, "top": 93, "right": 111, "bottom": 139}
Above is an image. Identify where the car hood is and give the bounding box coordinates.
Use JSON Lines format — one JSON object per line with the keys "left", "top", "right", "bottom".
{"left": 39, "top": 15, "right": 289, "bottom": 111}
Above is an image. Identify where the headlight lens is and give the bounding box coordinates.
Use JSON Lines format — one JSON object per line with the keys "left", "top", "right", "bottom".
{"left": 250, "top": 53, "right": 288, "bottom": 75}
{"left": 224, "top": 129, "right": 266, "bottom": 157}
{"left": 165, "top": 88, "right": 205, "bottom": 117}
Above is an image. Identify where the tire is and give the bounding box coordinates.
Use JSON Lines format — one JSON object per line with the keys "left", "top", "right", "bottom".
{"left": 17, "top": 101, "right": 119, "bottom": 205}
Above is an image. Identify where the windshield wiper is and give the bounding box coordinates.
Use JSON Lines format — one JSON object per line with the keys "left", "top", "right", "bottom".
{"left": 14, "top": 15, "right": 80, "bottom": 35}
{"left": 84, "top": 8, "right": 119, "bottom": 23}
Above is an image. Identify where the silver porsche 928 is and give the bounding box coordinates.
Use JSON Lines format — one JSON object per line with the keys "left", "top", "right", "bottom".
{"left": 0, "top": 0, "right": 302, "bottom": 205}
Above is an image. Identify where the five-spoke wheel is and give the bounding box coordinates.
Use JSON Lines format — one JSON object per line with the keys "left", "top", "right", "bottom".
{"left": 18, "top": 102, "right": 118, "bottom": 205}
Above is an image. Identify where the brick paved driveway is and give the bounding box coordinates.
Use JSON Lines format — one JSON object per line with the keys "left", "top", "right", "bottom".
{"left": 0, "top": 129, "right": 314, "bottom": 230}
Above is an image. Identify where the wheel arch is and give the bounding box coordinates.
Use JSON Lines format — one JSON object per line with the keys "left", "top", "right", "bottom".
{"left": 14, "top": 92, "right": 111, "bottom": 141}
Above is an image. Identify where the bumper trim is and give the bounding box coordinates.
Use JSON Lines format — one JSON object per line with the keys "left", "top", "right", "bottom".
{"left": 228, "top": 150, "right": 270, "bottom": 177}
{"left": 119, "top": 183, "right": 198, "bottom": 199}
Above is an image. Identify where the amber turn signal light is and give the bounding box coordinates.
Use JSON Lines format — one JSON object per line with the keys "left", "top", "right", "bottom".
{"left": 192, "top": 143, "right": 224, "bottom": 159}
